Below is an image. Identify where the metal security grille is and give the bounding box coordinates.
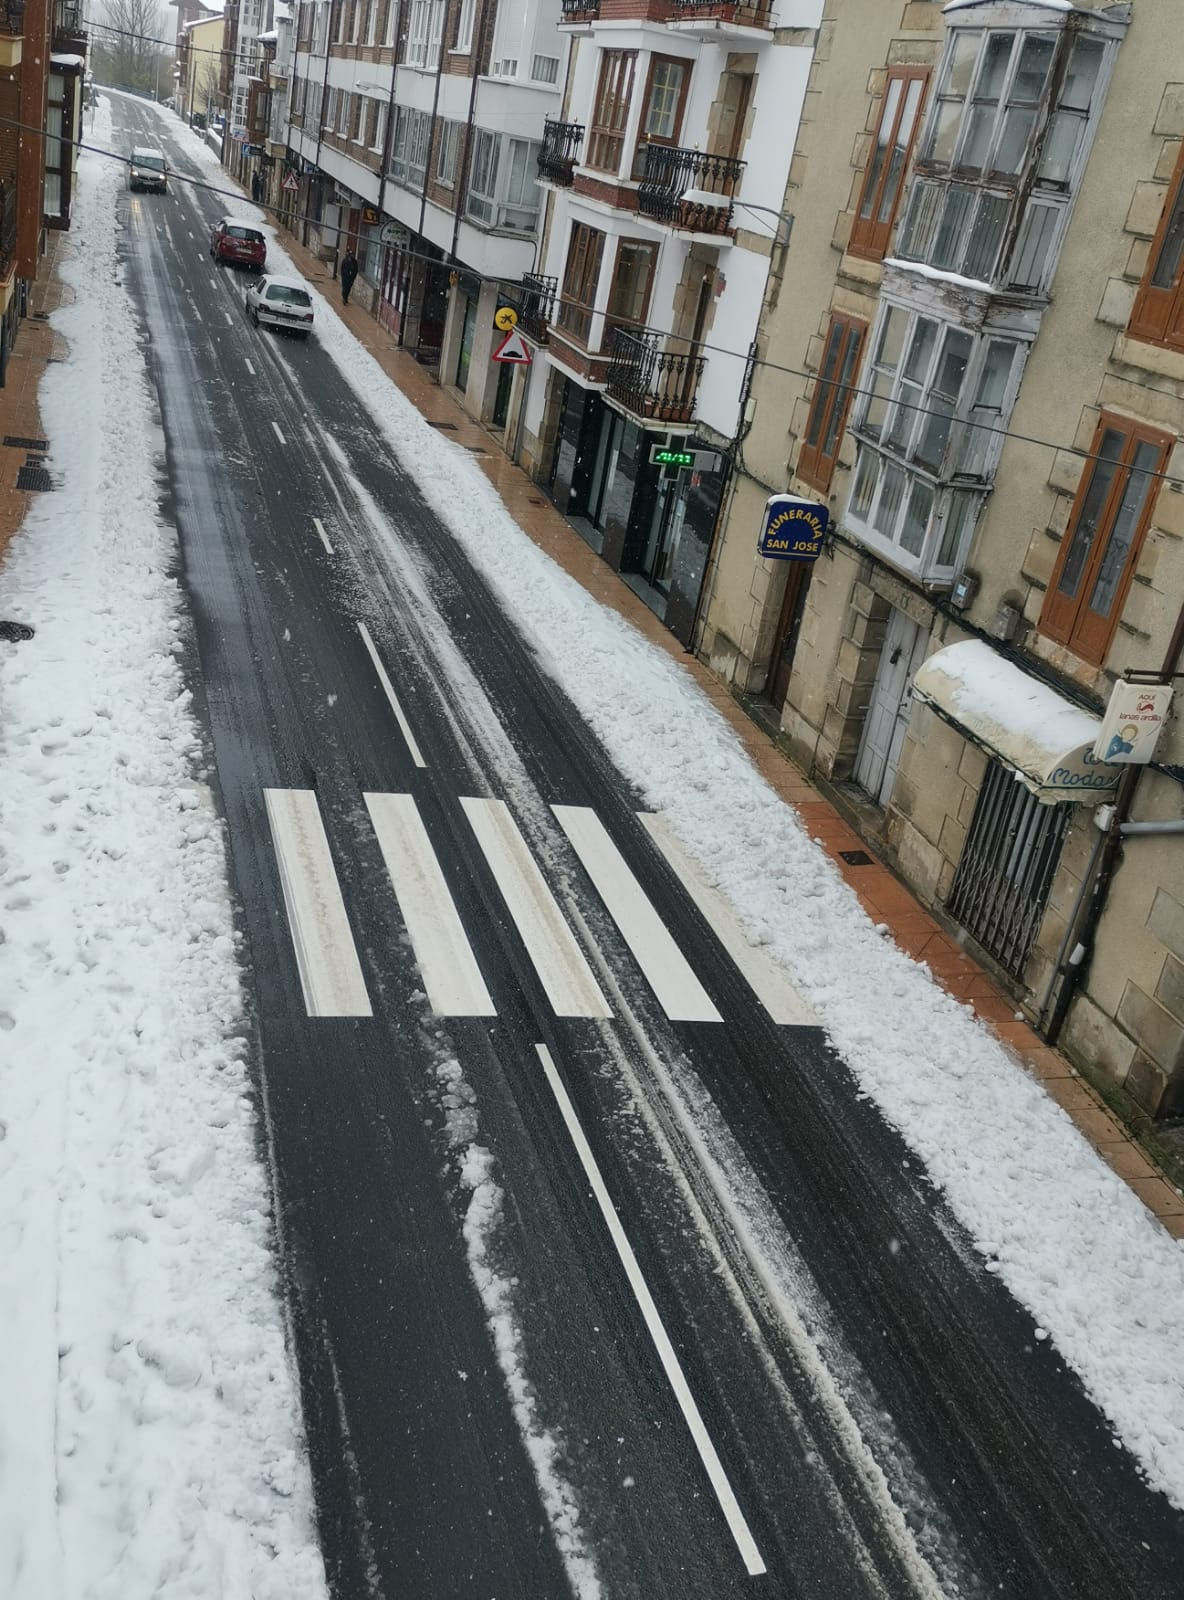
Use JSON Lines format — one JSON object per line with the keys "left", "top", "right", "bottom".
{"left": 947, "top": 758, "right": 1070, "bottom": 977}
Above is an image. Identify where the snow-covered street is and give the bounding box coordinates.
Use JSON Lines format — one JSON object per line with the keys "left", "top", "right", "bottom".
{"left": 1, "top": 96, "right": 1183, "bottom": 1597}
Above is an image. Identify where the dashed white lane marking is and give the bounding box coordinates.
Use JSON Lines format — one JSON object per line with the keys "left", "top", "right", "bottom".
{"left": 461, "top": 798, "right": 611, "bottom": 1019}
{"left": 638, "top": 813, "right": 820, "bottom": 1026}
{"left": 551, "top": 806, "right": 721, "bottom": 1023}
{"left": 364, "top": 793, "right": 496, "bottom": 1017}
{"left": 272, "top": 421, "right": 286, "bottom": 445}
{"left": 191, "top": 305, "right": 202, "bottom": 322}
{"left": 245, "top": 358, "right": 256, "bottom": 375}
{"left": 535, "top": 1043, "right": 766, "bottom": 1576}
{"left": 313, "top": 516, "right": 335, "bottom": 556}
{"left": 356, "top": 622, "right": 426, "bottom": 769}
{"left": 264, "top": 788, "right": 372, "bottom": 1018}
{"left": 224, "top": 311, "right": 233, "bottom": 326}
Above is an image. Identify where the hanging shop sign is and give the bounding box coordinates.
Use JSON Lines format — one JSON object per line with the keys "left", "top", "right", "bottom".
{"left": 379, "top": 220, "right": 409, "bottom": 246}
{"left": 758, "top": 495, "right": 830, "bottom": 562}
{"left": 648, "top": 445, "right": 722, "bottom": 471}
{"left": 1092, "top": 680, "right": 1174, "bottom": 764}
{"left": 494, "top": 305, "right": 519, "bottom": 331}
{"left": 361, "top": 205, "right": 380, "bottom": 225}
{"left": 492, "top": 328, "right": 532, "bottom": 364}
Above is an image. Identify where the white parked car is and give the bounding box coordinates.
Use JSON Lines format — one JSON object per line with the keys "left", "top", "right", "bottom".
{"left": 244, "top": 275, "right": 315, "bottom": 338}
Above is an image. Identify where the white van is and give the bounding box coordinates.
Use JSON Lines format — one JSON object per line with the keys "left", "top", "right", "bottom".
{"left": 129, "top": 148, "right": 167, "bottom": 193}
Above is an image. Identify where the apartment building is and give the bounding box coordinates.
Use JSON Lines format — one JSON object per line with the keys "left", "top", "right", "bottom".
{"left": 515, "top": 0, "right": 820, "bottom": 642}
{"left": 0, "top": 0, "right": 87, "bottom": 384}
{"left": 699, "top": 0, "right": 1184, "bottom": 1119}
{"left": 283, "top": 0, "right": 562, "bottom": 422}
{"left": 175, "top": 0, "right": 228, "bottom": 126}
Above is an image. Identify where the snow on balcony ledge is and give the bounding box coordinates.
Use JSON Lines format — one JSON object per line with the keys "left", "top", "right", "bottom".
{"left": 883, "top": 256, "right": 993, "bottom": 296}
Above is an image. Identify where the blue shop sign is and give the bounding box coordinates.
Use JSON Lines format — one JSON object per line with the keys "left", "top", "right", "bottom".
{"left": 758, "top": 495, "right": 830, "bottom": 562}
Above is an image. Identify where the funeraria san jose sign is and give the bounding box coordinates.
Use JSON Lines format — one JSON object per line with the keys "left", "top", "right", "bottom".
{"left": 758, "top": 495, "right": 830, "bottom": 562}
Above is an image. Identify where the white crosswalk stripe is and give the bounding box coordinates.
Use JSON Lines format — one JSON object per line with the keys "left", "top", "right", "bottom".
{"left": 461, "top": 798, "right": 612, "bottom": 1019}
{"left": 364, "top": 792, "right": 496, "bottom": 1017}
{"left": 264, "top": 788, "right": 373, "bottom": 1017}
{"left": 552, "top": 805, "right": 722, "bottom": 1024}
{"left": 265, "top": 789, "right": 808, "bottom": 1026}
{"left": 637, "top": 813, "right": 818, "bottom": 1026}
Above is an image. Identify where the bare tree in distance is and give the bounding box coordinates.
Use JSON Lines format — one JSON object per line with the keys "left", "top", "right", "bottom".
{"left": 90, "top": 0, "right": 172, "bottom": 97}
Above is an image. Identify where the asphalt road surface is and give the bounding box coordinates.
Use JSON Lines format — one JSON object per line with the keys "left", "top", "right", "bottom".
{"left": 110, "top": 97, "right": 1184, "bottom": 1598}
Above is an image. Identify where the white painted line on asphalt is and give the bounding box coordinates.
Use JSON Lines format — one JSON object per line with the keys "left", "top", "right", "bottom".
{"left": 272, "top": 421, "right": 286, "bottom": 446}
{"left": 356, "top": 622, "right": 426, "bottom": 769}
{"left": 551, "top": 806, "right": 721, "bottom": 1023}
{"left": 224, "top": 311, "right": 233, "bottom": 326}
{"left": 313, "top": 516, "right": 335, "bottom": 556}
{"left": 245, "top": 358, "right": 257, "bottom": 375}
{"left": 264, "top": 788, "right": 373, "bottom": 1018}
{"left": 365, "top": 793, "right": 496, "bottom": 1017}
{"left": 638, "top": 813, "right": 819, "bottom": 1027}
{"left": 461, "top": 798, "right": 612, "bottom": 1019}
{"left": 191, "top": 305, "right": 203, "bottom": 322}
{"left": 534, "top": 1042, "right": 766, "bottom": 1576}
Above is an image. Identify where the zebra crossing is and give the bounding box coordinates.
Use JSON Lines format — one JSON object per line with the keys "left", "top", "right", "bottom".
{"left": 263, "top": 787, "right": 819, "bottom": 1027}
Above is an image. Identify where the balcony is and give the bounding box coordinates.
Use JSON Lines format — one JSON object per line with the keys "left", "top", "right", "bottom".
{"left": 52, "top": 0, "right": 87, "bottom": 50}
{"left": 666, "top": 0, "right": 773, "bottom": 39}
{"left": 558, "top": 0, "right": 599, "bottom": 23}
{"left": 537, "top": 120, "right": 584, "bottom": 188}
{"left": 606, "top": 329, "right": 705, "bottom": 429}
{"left": 516, "top": 273, "right": 556, "bottom": 345}
{"left": 637, "top": 144, "right": 745, "bottom": 236}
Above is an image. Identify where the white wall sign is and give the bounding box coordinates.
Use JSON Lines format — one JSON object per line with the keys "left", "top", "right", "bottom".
{"left": 1092, "top": 681, "right": 1174, "bottom": 764}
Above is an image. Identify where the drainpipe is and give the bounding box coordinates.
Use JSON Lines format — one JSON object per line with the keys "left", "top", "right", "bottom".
{"left": 1043, "top": 602, "right": 1184, "bottom": 1046}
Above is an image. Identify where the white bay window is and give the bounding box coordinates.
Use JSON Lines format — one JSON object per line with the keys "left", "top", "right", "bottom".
{"left": 847, "top": 302, "right": 1024, "bottom": 581}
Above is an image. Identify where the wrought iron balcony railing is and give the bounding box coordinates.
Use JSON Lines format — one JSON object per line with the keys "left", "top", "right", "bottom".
{"left": 516, "top": 273, "right": 557, "bottom": 345}
{"left": 670, "top": 0, "right": 773, "bottom": 27}
{"left": 605, "top": 329, "right": 706, "bottom": 427}
{"left": 537, "top": 119, "right": 584, "bottom": 188}
{"left": 637, "top": 144, "right": 745, "bottom": 234}
{"left": 0, "top": 182, "right": 17, "bottom": 279}
{"left": 559, "top": 0, "right": 600, "bottom": 19}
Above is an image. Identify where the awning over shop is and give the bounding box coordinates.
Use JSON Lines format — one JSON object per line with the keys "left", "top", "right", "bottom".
{"left": 912, "top": 639, "right": 1121, "bottom": 804}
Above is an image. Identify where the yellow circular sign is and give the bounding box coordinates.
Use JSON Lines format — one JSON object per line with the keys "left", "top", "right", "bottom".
{"left": 494, "top": 306, "right": 519, "bottom": 331}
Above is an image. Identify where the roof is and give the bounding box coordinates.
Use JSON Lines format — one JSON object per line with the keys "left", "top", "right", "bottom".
{"left": 912, "top": 640, "right": 1119, "bottom": 804}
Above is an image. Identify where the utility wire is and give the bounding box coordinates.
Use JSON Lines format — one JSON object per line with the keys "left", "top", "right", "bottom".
{"left": 13, "top": 103, "right": 1180, "bottom": 488}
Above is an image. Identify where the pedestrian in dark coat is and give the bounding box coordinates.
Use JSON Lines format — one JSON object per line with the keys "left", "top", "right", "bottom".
{"left": 251, "top": 170, "right": 263, "bottom": 204}
{"left": 340, "top": 249, "right": 359, "bottom": 305}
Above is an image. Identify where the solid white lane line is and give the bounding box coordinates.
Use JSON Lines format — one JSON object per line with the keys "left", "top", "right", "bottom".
{"left": 272, "top": 421, "right": 286, "bottom": 446}
{"left": 461, "top": 798, "right": 611, "bottom": 1019}
{"left": 364, "top": 793, "right": 496, "bottom": 1017}
{"left": 313, "top": 516, "right": 335, "bottom": 555}
{"left": 551, "top": 806, "right": 721, "bottom": 1023}
{"left": 356, "top": 622, "right": 426, "bottom": 769}
{"left": 535, "top": 1043, "right": 766, "bottom": 1576}
{"left": 245, "top": 358, "right": 257, "bottom": 375}
{"left": 638, "top": 814, "right": 819, "bottom": 1027}
{"left": 264, "top": 788, "right": 372, "bottom": 1018}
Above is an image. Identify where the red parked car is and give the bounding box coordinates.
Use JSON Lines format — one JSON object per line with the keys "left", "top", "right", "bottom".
{"left": 210, "top": 218, "right": 267, "bottom": 271}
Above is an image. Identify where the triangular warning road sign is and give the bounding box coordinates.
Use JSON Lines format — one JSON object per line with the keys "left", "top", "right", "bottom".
{"left": 492, "top": 327, "right": 532, "bottom": 365}
{"left": 282, "top": 170, "right": 299, "bottom": 192}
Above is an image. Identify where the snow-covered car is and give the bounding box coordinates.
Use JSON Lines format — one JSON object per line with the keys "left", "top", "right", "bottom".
{"left": 210, "top": 218, "right": 266, "bottom": 271}
{"left": 245, "top": 275, "right": 315, "bottom": 338}
{"left": 129, "top": 148, "right": 167, "bottom": 193}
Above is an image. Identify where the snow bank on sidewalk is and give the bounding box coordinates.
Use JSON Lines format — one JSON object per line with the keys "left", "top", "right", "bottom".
{"left": 0, "top": 104, "right": 326, "bottom": 1600}
{"left": 265, "top": 256, "right": 1184, "bottom": 1508}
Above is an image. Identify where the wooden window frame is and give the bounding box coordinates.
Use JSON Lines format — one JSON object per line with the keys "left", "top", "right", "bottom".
{"left": 1040, "top": 411, "right": 1173, "bottom": 665}
{"left": 798, "top": 312, "right": 867, "bottom": 492}
{"left": 605, "top": 238, "right": 658, "bottom": 339}
{"left": 1129, "top": 139, "right": 1184, "bottom": 353}
{"left": 587, "top": 51, "right": 637, "bottom": 175}
{"left": 557, "top": 222, "right": 606, "bottom": 345}
{"left": 632, "top": 54, "right": 691, "bottom": 179}
{"left": 849, "top": 65, "right": 929, "bottom": 261}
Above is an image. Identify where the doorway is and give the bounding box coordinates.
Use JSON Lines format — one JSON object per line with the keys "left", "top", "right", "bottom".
{"left": 455, "top": 294, "right": 477, "bottom": 391}
{"left": 639, "top": 472, "right": 687, "bottom": 595}
{"left": 767, "top": 564, "right": 809, "bottom": 710}
{"left": 854, "top": 607, "right": 928, "bottom": 806}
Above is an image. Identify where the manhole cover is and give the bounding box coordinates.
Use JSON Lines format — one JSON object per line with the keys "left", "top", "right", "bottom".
{"left": 4, "top": 436, "right": 48, "bottom": 451}
{"left": 16, "top": 465, "right": 53, "bottom": 491}
{"left": 838, "top": 849, "right": 873, "bottom": 866}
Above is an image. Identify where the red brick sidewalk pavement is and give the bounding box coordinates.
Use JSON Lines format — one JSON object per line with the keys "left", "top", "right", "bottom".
{"left": 6, "top": 204, "right": 1182, "bottom": 1238}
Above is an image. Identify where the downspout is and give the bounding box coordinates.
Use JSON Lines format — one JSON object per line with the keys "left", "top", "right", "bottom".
{"left": 1043, "top": 602, "right": 1184, "bottom": 1046}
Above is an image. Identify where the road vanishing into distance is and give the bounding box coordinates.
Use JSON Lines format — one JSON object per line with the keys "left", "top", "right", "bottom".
{"left": 111, "top": 98, "right": 1184, "bottom": 1599}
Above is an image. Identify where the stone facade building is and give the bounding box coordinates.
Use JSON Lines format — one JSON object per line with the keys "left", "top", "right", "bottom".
{"left": 699, "top": 0, "right": 1184, "bottom": 1118}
